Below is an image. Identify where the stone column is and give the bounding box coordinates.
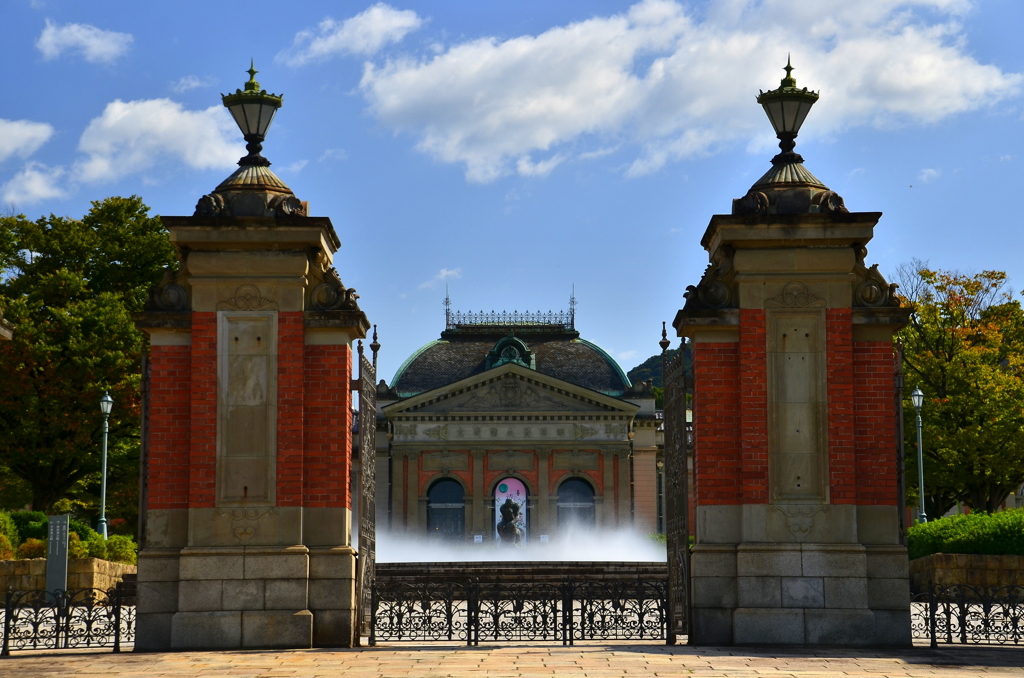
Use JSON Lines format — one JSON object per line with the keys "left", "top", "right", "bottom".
{"left": 472, "top": 450, "right": 485, "bottom": 538}
{"left": 134, "top": 166, "right": 368, "bottom": 650}
{"left": 537, "top": 449, "right": 550, "bottom": 534}
{"left": 601, "top": 449, "right": 615, "bottom": 528}
{"left": 676, "top": 140, "right": 910, "bottom": 646}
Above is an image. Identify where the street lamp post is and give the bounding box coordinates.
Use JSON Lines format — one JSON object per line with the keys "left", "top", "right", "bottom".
{"left": 98, "top": 391, "right": 113, "bottom": 539}
{"left": 910, "top": 386, "right": 927, "bottom": 524}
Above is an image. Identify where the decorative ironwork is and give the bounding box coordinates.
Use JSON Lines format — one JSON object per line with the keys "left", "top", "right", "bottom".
{"left": 447, "top": 309, "right": 574, "bottom": 330}
{"left": 372, "top": 579, "right": 667, "bottom": 646}
{"left": 662, "top": 335, "right": 691, "bottom": 644}
{"left": 912, "top": 584, "right": 1024, "bottom": 646}
{"left": 2, "top": 585, "right": 134, "bottom": 655}
{"left": 356, "top": 339, "right": 377, "bottom": 641}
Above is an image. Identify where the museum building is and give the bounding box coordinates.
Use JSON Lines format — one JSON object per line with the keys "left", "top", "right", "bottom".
{"left": 372, "top": 308, "right": 663, "bottom": 542}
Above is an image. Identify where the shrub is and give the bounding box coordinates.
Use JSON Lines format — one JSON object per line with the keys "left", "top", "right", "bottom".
{"left": 0, "top": 533, "right": 14, "bottom": 560}
{"left": 68, "top": 532, "right": 89, "bottom": 559}
{"left": 908, "top": 508, "right": 1024, "bottom": 560}
{"left": 104, "top": 535, "right": 137, "bottom": 565}
{"left": 0, "top": 510, "right": 19, "bottom": 547}
{"left": 9, "top": 511, "right": 47, "bottom": 541}
{"left": 87, "top": 532, "right": 107, "bottom": 559}
{"left": 17, "top": 538, "right": 46, "bottom": 559}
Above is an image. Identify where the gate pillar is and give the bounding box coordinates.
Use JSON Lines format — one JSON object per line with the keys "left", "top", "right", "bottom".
{"left": 132, "top": 67, "right": 369, "bottom": 650}
{"left": 674, "top": 63, "right": 911, "bottom": 647}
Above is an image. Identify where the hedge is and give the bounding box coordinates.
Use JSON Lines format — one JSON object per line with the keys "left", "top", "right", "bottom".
{"left": 907, "top": 508, "right": 1024, "bottom": 560}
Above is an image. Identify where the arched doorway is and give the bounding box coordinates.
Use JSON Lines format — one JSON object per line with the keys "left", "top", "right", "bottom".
{"left": 426, "top": 478, "right": 465, "bottom": 540}
{"left": 493, "top": 477, "right": 528, "bottom": 544}
{"left": 557, "top": 477, "right": 595, "bottom": 528}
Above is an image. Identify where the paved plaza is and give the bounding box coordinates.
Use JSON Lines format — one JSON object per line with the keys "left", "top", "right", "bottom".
{"left": 3, "top": 642, "right": 1024, "bottom": 677}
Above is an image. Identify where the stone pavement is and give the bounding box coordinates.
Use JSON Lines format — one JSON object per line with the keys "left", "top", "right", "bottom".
{"left": 3, "top": 642, "right": 1024, "bottom": 677}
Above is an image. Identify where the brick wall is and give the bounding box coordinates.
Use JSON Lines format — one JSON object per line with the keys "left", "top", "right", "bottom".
{"left": 303, "top": 342, "right": 353, "bottom": 508}
{"left": 692, "top": 341, "right": 741, "bottom": 505}
{"left": 277, "top": 312, "right": 305, "bottom": 506}
{"left": 188, "top": 312, "right": 217, "bottom": 508}
{"left": 853, "top": 341, "right": 899, "bottom": 504}
{"left": 148, "top": 344, "right": 190, "bottom": 510}
{"left": 739, "top": 311, "right": 769, "bottom": 503}
{"left": 827, "top": 308, "right": 857, "bottom": 504}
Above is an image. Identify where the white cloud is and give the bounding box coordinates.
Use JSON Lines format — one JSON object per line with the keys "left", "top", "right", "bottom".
{"left": 1, "top": 162, "right": 66, "bottom": 205}
{"left": 0, "top": 118, "right": 54, "bottom": 163}
{"left": 419, "top": 267, "right": 462, "bottom": 289}
{"left": 277, "top": 3, "right": 423, "bottom": 66}
{"left": 359, "top": 0, "right": 1021, "bottom": 182}
{"left": 75, "top": 98, "right": 242, "bottom": 183}
{"left": 36, "top": 19, "right": 132, "bottom": 64}
{"left": 279, "top": 160, "right": 309, "bottom": 173}
{"left": 319, "top": 148, "right": 348, "bottom": 162}
{"left": 918, "top": 168, "right": 941, "bottom": 182}
{"left": 171, "top": 75, "right": 215, "bottom": 93}
{"left": 618, "top": 350, "right": 639, "bottom": 361}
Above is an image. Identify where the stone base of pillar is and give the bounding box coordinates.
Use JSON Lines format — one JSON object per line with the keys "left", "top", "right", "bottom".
{"left": 136, "top": 545, "right": 359, "bottom": 650}
{"left": 690, "top": 543, "right": 911, "bottom": 647}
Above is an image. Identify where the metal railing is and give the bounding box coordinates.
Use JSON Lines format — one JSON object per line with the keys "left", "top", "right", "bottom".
{"left": 1, "top": 584, "right": 135, "bottom": 655}
{"left": 912, "top": 584, "right": 1024, "bottom": 646}
{"left": 446, "top": 310, "right": 574, "bottom": 330}
{"left": 372, "top": 579, "right": 667, "bottom": 645}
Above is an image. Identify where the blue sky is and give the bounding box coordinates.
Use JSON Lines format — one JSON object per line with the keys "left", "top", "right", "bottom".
{"left": 2, "top": 0, "right": 1022, "bottom": 382}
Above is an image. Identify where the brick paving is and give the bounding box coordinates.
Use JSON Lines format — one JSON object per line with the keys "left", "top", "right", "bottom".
{"left": 3, "top": 642, "right": 1024, "bottom": 677}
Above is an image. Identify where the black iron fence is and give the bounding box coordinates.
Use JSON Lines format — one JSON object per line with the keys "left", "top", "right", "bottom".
{"left": 1, "top": 584, "right": 135, "bottom": 655}
{"left": 372, "top": 579, "right": 667, "bottom": 645}
{"left": 912, "top": 584, "right": 1024, "bottom": 646}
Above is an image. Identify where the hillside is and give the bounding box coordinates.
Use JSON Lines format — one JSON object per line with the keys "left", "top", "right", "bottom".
{"left": 626, "top": 348, "right": 683, "bottom": 388}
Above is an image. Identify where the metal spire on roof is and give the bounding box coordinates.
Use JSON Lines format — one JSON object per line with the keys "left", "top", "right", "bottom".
{"left": 569, "top": 285, "right": 577, "bottom": 330}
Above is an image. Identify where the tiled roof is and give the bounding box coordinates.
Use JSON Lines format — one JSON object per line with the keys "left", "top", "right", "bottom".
{"left": 392, "top": 334, "right": 630, "bottom": 397}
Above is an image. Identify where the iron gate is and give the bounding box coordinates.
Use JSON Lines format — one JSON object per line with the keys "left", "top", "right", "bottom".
{"left": 355, "top": 334, "right": 378, "bottom": 639}
{"left": 372, "top": 579, "right": 667, "bottom": 645}
{"left": 662, "top": 328, "right": 691, "bottom": 643}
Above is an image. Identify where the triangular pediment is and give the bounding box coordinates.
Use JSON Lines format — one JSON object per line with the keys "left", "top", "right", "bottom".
{"left": 383, "top": 363, "right": 638, "bottom": 417}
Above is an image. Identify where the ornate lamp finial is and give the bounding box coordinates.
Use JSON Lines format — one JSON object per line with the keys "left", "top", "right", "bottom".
{"left": 222, "top": 60, "right": 284, "bottom": 167}
{"left": 756, "top": 56, "right": 819, "bottom": 166}
{"left": 660, "top": 321, "right": 671, "bottom": 353}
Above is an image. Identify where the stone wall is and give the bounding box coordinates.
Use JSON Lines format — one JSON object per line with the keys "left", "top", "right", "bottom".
{"left": 910, "top": 554, "right": 1024, "bottom": 593}
{"left": 0, "top": 557, "right": 137, "bottom": 593}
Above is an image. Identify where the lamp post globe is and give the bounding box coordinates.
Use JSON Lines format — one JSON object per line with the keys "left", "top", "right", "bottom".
{"left": 756, "top": 55, "right": 820, "bottom": 166}
{"left": 221, "top": 60, "right": 284, "bottom": 167}
{"left": 98, "top": 391, "right": 113, "bottom": 539}
{"left": 910, "top": 386, "right": 927, "bottom": 524}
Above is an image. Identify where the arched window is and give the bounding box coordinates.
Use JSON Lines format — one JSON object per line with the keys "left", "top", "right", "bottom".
{"left": 493, "top": 477, "right": 528, "bottom": 544}
{"left": 427, "top": 479, "right": 465, "bottom": 540}
{"left": 557, "top": 478, "right": 595, "bottom": 528}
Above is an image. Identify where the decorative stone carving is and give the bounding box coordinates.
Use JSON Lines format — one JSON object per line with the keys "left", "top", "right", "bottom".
{"left": 268, "top": 194, "right": 307, "bottom": 217}
{"left": 771, "top": 505, "right": 828, "bottom": 543}
{"left": 572, "top": 423, "right": 597, "bottom": 439}
{"left": 395, "top": 423, "right": 417, "bottom": 438}
{"left": 144, "top": 268, "right": 192, "bottom": 312}
{"left": 423, "top": 424, "right": 448, "bottom": 440}
{"left": 309, "top": 267, "right": 360, "bottom": 311}
{"left": 852, "top": 245, "right": 902, "bottom": 308}
{"left": 683, "top": 245, "right": 736, "bottom": 311}
{"left": 814, "top": 190, "right": 849, "bottom": 215}
{"left": 766, "top": 282, "right": 825, "bottom": 308}
{"left": 217, "top": 507, "right": 276, "bottom": 545}
{"left": 732, "top": 190, "right": 769, "bottom": 216}
{"left": 217, "top": 284, "right": 277, "bottom": 311}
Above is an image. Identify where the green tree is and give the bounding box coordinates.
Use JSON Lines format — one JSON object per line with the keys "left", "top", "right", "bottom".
{"left": 897, "top": 262, "right": 1024, "bottom": 518}
{"left": 0, "top": 196, "right": 175, "bottom": 516}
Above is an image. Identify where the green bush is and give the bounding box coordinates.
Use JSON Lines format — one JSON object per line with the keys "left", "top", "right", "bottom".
{"left": 104, "top": 535, "right": 137, "bottom": 565}
{"left": 17, "top": 538, "right": 46, "bottom": 559}
{"left": 67, "top": 532, "right": 89, "bottom": 559}
{"left": 0, "top": 510, "right": 19, "bottom": 547}
{"left": 0, "top": 533, "right": 14, "bottom": 560}
{"left": 9, "top": 511, "right": 47, "bottom": 541}
{"left": 907, "top": 509, "right": 1024, "bottom": 560}
{"left": 87, "top": 532, "right": 107, "bottom": 559}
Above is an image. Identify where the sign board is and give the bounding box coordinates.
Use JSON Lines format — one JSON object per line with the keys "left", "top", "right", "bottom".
{"left": 45, "top": 514, "right": 70, "bottom": 592}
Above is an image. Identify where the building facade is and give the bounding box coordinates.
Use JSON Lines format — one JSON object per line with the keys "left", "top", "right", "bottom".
{"left": 374, "top": 312, "right": 661, "bottom": 542}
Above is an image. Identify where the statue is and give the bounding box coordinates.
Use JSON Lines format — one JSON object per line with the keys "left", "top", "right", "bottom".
{"left": 496, "top": 497, "right": 524, "bottom": 546}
